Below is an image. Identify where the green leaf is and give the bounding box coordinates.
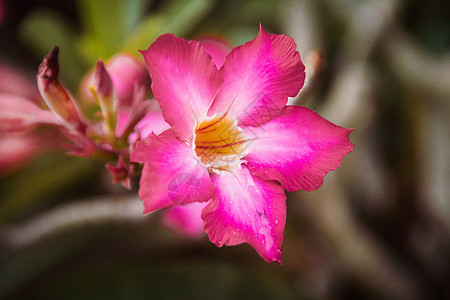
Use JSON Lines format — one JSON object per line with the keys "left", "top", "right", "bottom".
{"left": 77, "top": 0, "right": 150, "bottom": 63}
{"left": 122, "top": 0, "right": 215, "bottom": 54}
{"left": 122, "top": 15, "right": 165, "bottom": 54}
{"left": 159, "top": 0, "right": 216, "bottom": 36}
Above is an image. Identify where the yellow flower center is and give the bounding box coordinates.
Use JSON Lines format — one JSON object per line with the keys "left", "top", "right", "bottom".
{"left": 194, "top": 115, "right": 248, "bottom": 172}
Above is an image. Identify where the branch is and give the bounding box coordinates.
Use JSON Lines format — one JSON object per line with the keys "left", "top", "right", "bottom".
{"left": 1, "top": 194, "right": 147, "bottom": 249}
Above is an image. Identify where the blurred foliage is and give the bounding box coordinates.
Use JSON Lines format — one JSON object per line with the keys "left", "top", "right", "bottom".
{"left": 0, "top": 152, "right": 100, "bottom": 222}
{"left": 16, "top": 0, "right": 219, "bottom": 89}
{"left": 1, "top": 0, "right": 449, "bottom": 299}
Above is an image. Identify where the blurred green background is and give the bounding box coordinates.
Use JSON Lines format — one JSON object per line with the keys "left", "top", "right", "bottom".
{"left": 1, "top": 0, "right": 449, "bottom": 299}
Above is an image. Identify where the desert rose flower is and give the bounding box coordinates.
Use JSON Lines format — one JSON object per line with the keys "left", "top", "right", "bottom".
{"left": 131, "top": 25, "right": 354, "bottom": 263}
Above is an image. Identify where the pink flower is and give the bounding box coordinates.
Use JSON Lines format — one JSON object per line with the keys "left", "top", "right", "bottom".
{"left": 131, "top": 25, "right": 354, "bottom": 263}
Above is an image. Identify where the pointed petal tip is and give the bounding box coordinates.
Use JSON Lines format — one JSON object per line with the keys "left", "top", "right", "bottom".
{"left": 142, "top": 203, "right": 154, "bottom": 215}
{"left": 138, "top": 48, "right": 147, "bottom": 56}
{"left": 96, "top": 59, "right": 105, "bottom": 69}
{"left": 141, "top": 32, "right": 222, "bottom": 141}
{"left": 94, "top": 59, "right": 113, "bottom": 97}
{"left": 243, "top": 106, "right": 354, "bottom": 192}
{"left": 202, "top": 167, "right": 286, "bottom": 265}
{"left": 38, "top": 46, "right": 60, "bottom": 83}
{"left": 208, "top": 24, "right": 304, "bottom": 126}
{"left": 266, "top": 251, "right": 283, "bottom": 265}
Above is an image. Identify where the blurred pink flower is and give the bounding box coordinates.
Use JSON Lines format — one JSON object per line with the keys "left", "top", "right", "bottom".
{"left": 0, "top": 62, "right": 41, "bottom": 102}
{"left": 131, "top": 25, "right": 354, "bottom": 263}
{"left": 0, "top": 62, "right": 60, "bottom": 176}
{"left": 0, "top": 133, "right": 54, "bottom": 176}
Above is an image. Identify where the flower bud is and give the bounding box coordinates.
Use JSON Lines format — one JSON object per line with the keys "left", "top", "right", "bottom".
{"left": 93, "top": 60, "right": 116, "bottom": 137}
{"left": 80, "top": 54, "right": 150, "bottom": 108}
{"left": 37, "top": 47, "right": 83, "bottom": 128}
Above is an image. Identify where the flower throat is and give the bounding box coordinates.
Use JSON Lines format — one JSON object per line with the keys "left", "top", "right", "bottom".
{"left": 194, "top": 115, "right": 247, "bottom": 171}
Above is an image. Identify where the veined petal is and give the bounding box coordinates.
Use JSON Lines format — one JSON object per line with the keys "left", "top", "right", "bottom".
{"left": 202, "top": 166, "right": 286, "bottom": 264}
{"left": 130, "top": 130, "right": 214, "bottom": 213}
{"left": 243, "top": 106, "right": 354, "bottom": 192}
{"left": 208, "top": 24, "right": 305, "bottom": 126}
{"left": 140, "top": 34, "right": 223, "bottom": 141}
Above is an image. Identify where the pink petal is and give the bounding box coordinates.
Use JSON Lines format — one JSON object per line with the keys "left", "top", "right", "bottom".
{"left": 162, "top": 202, "right": 207, "bottom": 239}
{"left": 115, "top": 99, "right": 152, "bottom": 140}
{"left": 115, "top": 108, "right": 132, "bottom": 138}
{"left": 106, "top": 54, "right": 150, "bottom": 108}
{"left": 242, "top": 106, "right": 354, "bottom": 192}
{"left": 0, "top": 93, "right": 60, "bottom": 132}
{"left": 93, "top": 60, "right": 113, "bottom": 100}
{"left": 132, "top": 109, "right": 170, "bottom": 141}
{"left": 105, "top": 155, "right": 134, "bottom": 189}
{"left": 130, "top": 130, "right": 214, "bottom": 213}
{"left": 127, "top": 105, "right": 170, "bottom": 144}
{"left": 196, "top": 35, "right": 232, "bottom": 69}
{"left": 202, "top": 166, "right": 286, "bottom": 264}
{"left": 0, "top": 61, "right": 41, "bottom": 103}
{"left": 208, "top": 25, "right": 305, "bottom": 126}
{"left": 140, "top": 34, "right": 223, "bottom": 141}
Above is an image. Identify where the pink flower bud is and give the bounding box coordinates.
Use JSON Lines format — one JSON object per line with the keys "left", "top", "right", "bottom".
{"left": 80, "top": 54, "right": 150, "bottom": 108}
{"left": 93, "top": 60, "right": 116, "bottom": 138}
{"left": 37, "top": 47, "right": 84, "bottom": 128}
{"left": 94, "top": 60, "right": 113, "bottom": 100}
